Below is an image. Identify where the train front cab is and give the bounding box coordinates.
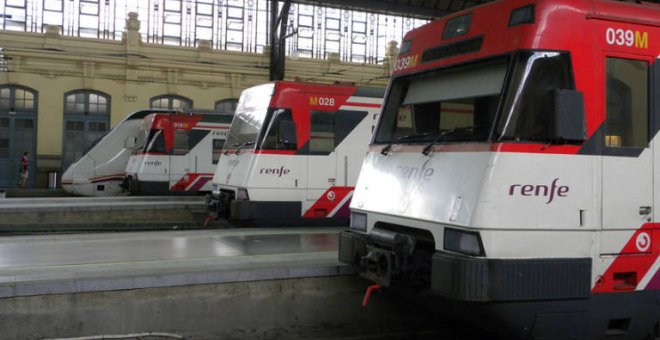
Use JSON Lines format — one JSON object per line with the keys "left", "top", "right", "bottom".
{"left": 209, "top": 81, "right": 382, "bottom": 227}
{"left": 339, "top": 0, "right": 660, "bottom": 339}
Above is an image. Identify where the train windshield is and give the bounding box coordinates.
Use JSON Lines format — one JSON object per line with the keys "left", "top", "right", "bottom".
{"left": 133, "top": 128, "right": 148, "bottom": 154}
{"left": 225, "top": 83, "right": 275, "bottom": 149}
{"left": 144, "top": 129, "right": 166, "bottom": 153}
{"left": 374, "top": 59, "right": 506, "bottom": 144}
{"left": 374, "top": 51, "right": 574, "bottom": 144}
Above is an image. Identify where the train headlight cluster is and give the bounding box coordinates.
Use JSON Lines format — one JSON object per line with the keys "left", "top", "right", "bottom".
{"left": 210, "top": 185, "right": 220, "bottom": 200}
{"left": 444, "top": 227, "right": 485, "bottom": 256}
{"left": 349, "top": 212, "right": 367, "bottom": 232}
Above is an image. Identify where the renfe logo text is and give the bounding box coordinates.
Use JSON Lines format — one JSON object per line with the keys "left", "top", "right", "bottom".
{"left": 397, "top": 159, "right": 434, "bottom": 181}
{"left": 509, "top": 178, "right": 569, "bottom": 204}
{"left": 260, "top": 166, "right": 290, "bottom": 177}
{"left": 144, "top": 160, "right": 162, "bottom": 167}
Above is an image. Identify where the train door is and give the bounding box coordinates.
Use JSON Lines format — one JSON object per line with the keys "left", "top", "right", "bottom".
{"left": 169, "top": 126, "right": 194, "bottom": 190}
{"left": 334, "top": 109, "right": 370, "bottom": 186}
{"left": 305, "top": 110, "right": 337, "bottom": 216}
{"left": 600, "top": 54, "right": 653, "bottom": 249}
{"left": 0, "top": 86, "right": 37, "bottom": 188}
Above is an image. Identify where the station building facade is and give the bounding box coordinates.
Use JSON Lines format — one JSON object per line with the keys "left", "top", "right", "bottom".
{"left": 0, "top": 14, "right": 395, "bottom": 188}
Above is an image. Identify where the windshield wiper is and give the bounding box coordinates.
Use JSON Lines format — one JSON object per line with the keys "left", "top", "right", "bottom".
{"left": 225, "top": 141, "right": 255, "bottom": 155}
{"left": 422, "top": 125, "right": 480, "bottom": 156}
{"left": 382, "top": 131, "right": 435, "bottom": 155}
{"left": 381, "top": 143, "right": 392, "bottom": 155}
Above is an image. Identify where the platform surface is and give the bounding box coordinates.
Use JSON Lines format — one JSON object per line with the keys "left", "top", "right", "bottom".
{"left": 0, "top": 227, "right": 353, "bottom": 298}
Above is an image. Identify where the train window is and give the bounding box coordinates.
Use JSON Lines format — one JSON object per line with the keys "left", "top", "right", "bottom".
{"left": 605, "top": 58, "right": 648, "bottom": 148}
{"left": 145, "top": 129, "right": 166, "bottom": 153}
{"left": 498, "top": 51, "right": 574, "bottom": 142}
{"left": 335, "top": 110, "right": 368, "bottom": 147}
{"left": 173, "top": 129, "right": 190, "bottom": 155}
{"left": 443, "top": 13, "right": 472, "bottom": 40}
{"left": 310, "top": 111, "right": 335, "bottom": 154}
{"left": 260, "top": 108, "right": 296, "bottom": 150}
{"left": 212, "top": 138, "right": 224, "bottom": 164}
{"left": 374, "top": 58, "right": 505, "bottom": 144}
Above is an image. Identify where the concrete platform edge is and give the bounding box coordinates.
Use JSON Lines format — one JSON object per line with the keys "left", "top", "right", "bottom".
{"left": 0, "top": 262, "right": 360, "bottom": 299}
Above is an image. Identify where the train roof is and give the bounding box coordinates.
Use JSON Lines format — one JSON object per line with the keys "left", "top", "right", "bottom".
{"left": 125, "top": 109, "right": 234, "bottom": 121}
{"left": 394, "top": 0, "right": 660, "bottom": 77}
{"left": 268, "top": 80, "right": 384, "bottom": 98}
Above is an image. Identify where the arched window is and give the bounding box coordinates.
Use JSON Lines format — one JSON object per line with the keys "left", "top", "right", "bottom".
{"left": 0, "top": 85, "right": 38, "bottom": 188}
{"left": 214, "top": 98, "right": 238, "bottom": 114}
{"left": 62, "top": 90, "right": 111, "bottom": 171}
{"left": 150, "top": 95, "right": 192, "bottom": 111}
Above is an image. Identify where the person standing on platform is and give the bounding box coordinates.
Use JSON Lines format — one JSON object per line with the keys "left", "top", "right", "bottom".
{"left": 18, "top": 151, "right": 29, "bottom": 188}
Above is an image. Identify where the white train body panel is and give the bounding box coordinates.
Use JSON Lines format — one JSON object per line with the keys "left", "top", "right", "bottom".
{"left": 209, "top": 81, "right": 383, "bottom": 226}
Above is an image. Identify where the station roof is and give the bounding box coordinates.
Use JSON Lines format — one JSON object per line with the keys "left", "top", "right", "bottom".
{"left": 296, "top": 0, "right": 494, "bottom": 19}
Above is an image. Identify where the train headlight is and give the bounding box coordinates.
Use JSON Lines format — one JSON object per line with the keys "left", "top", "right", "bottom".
{"left": 236, "top": 188, "right": 249, "bottom": 200}
{"left": 349, "top": 212, "right": 367, "bottom": 232}
{"left": 444, "top": 228, "right": 485, "bottom": 256}
{"left": 211, "top": 185, "right": 220, "bottom": 200}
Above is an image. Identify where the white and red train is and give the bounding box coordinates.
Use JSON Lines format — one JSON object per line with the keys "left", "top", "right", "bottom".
{"left": 207, "top": 81, "right": 383, "bottom": 226}
{"left": 62, "top": 110, "right": 232, "bottom": 197}
{"left": 339, "top": 0, "right": 660, "bottom": 339}
{"left": 123, "top": 112, "right": 232, "bottom": 195}
{"left": 61, "top": 109, "right": 171, "bottom": 196}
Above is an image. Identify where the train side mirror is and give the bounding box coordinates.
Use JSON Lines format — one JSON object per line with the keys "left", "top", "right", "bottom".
{"left": 553, "top": 89, "right": 586, "bottom": 142}
{"left": 124, "top": 136, "right": 137, "bottom": 149}
{"left": 278, "top": 120, "right": 297, "bottom": 146}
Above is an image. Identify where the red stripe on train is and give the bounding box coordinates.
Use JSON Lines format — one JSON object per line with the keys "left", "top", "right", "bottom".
{"left": 303, "top": 186, "right": 354, "bottom": 219}
{"left": 592, "top": 223, "right": 659, "bottom": 293}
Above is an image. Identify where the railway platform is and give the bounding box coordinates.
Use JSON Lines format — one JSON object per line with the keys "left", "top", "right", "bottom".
{"left": 0, "top": 227, "right": 469, "bottom": 339}
{"left": 0, "top": 196, "right": 215, "bottom": 232}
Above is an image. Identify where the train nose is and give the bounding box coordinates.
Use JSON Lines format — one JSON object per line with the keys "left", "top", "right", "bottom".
{"left": 61, "top": 167, "right": 78, "bottom": 194}
{"left": 61, "top": 169, "right": 72, "bottom": 182}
